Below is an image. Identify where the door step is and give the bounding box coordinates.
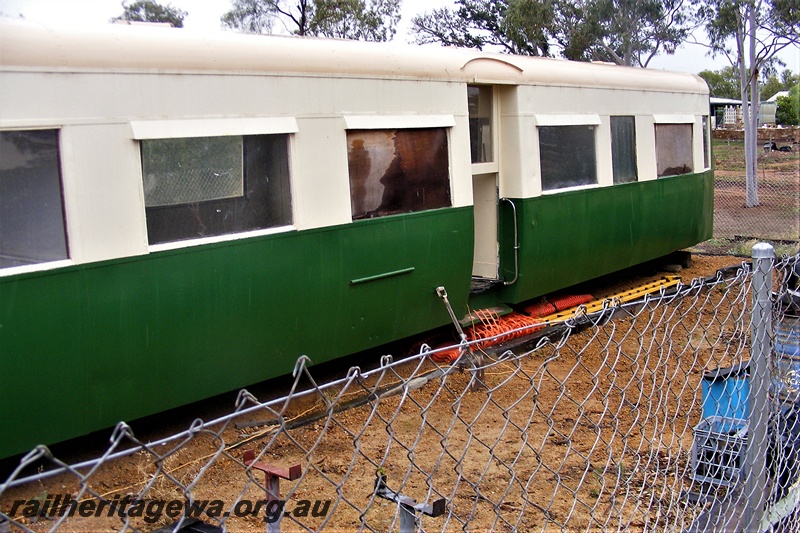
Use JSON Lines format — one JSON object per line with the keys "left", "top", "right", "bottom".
{"left": 470, "top": 276, "right": 503, "bottom": 294}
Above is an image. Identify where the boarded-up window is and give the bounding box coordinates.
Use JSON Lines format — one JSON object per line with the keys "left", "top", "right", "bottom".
{"left": 539, "top": 125, "right": 597, "bottom": 191}
{"left": 347, "top": 128, "right": 451, "bottom": 219}
{"left": 0, "top": 129, "right": 68, "bottom": 269}
{"left": 656, "top": 124, "right": 693, "bottom": 177}
{"left": 142, "top": 135, "right": 292, "bottom": 245}
{"left": 611, "top": 116, "right": 637, "bottom": 184}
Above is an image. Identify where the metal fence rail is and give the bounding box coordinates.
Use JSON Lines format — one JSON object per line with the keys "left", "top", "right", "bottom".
{"left": 1, "top": 248, "right": 799, "bottom": 533}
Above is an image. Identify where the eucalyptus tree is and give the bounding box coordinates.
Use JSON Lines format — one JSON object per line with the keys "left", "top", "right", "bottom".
{"left": 698, "top": 66, "right": 742, "bottom": 98}
{"left": 310, "top": 0, "right": 400, "bottom": 40}
{"left": 410, "top": 0, "right": 694, "bottom": 66}
{"left": 111, "top": 0, "right": 187, "bottom": 27}
{"left": 577, "top": 0, "right": 692, "bottom": 67}
{"left": 410, "top": 0, "right": 553, "bottom": 55}
{"left": 697, "top": 0, "right": 799, "bottom": 207}
{"left": 221, "top": 0, "right": 401, "bottom": 41}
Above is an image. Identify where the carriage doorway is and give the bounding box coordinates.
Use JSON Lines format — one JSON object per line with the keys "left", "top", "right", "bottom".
{"left": 468, "top": 84, "right": 500, "bottom": 281}
{"left": 472, "top": 173, "right": 499, "bottom": 279}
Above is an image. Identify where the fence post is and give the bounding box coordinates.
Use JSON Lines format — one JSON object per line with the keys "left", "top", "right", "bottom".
{"left": 744, "top": 243, "right": 774, "bottom": 532}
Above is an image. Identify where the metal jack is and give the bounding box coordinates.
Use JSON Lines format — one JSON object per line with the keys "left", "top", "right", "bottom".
{"left": 435, "top": 286, "right": 467, "bottom": 343}
{"left": 243, "top": 450, "right": 302, "bottom": 533}
{"left": 435, "top": 285, "right": 485, "bottom": 390}
{"left": 373, "top": 470, "right": 445, "bottom": 533}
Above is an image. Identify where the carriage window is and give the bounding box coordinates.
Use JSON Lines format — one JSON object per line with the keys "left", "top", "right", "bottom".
{"left": 611, "top": 116, "right": 637, "bottom": 184}
{"left": 0, "top": 130, "right": 68, "bottom": 269}
{"left": 142, "top": 134, "right": 292, "bottom": 245}
{"left": 539, "top": 125, "right": 597, "bottom": 191}
{"left": 347, "top": 128, "right": 451, "bottom": 220}
{"left": 655, "top": 124, "right": 693, "bottom": 177}
{"left": 702, "top": 116, "right": 710, "bottom": 169}
{"left": 468, "top": 85, "right": 493, "bottom": 163}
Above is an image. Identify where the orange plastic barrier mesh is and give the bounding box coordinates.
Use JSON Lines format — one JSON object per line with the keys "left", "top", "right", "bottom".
{"left": 430, "top": 294, "right": 593, "bottom": 364}
{"left": 429, "top": 310, "right": 542, "bottom": 364}
{"left": 524, "top": 294, "right": 593, "bottom": 316}
{"left": 552, "top": 294, "right": 594, "bottom": 311}
{"left": 525, "top": 301, "right": 557, "bottom": 318}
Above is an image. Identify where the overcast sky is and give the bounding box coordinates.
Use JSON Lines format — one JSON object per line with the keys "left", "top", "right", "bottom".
{"left": 0, "top": 0, "right": 797, "bottom": 76}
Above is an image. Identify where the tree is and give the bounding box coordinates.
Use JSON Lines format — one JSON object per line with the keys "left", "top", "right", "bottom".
{"left": 697, "top": 0, "right": 799, "bottom": 207}
{"left": 558, "top": 0, "right": 694, "bottom": 67}
{"left": 761, "top": 73, "right": 785, "bottom": 100}
{"left": 311, "top": 0, "right": 401, "bottom": 41}
{"left": 771, "top": 0, "right": 800, "bottom": 40}
{"left": 782, "top": 70, "right": 800, "bottom": 88}
{"left": 761, "top": 69, "right": 800, "bottom": 100}
{"left": 111, "top": 0, "right": 187, "bottom": 27}
{"left": 221, "top": 0, "right": 401, "bottom": 41}
{"left": 408, "top": 8, "right": 486, "bottom": 50}
{"left": 775, "top": 84, "right": 800, "bottom": 125}
{"left": 410, "top": 0, "right": 553, "bottom": 55}
{"left": 410, "top": 0, "right": 693, "bottom": 66}
{"left": 698, "top": 66, "right": 740, "bottom": 98}
{"left": 222, "top": 0, "right": 310, "bottom": 35}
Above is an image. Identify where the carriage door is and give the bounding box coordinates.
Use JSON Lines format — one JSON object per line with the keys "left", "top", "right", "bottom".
{"left": 469, "top": 85, "right": 500, "bottom": 281}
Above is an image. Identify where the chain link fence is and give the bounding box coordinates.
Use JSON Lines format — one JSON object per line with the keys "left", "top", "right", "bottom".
{"left": 707, "top": 132, "right": 799, "bottom": 253}
{"left": 1, "top": 248, "right": 799, "bottom": 533}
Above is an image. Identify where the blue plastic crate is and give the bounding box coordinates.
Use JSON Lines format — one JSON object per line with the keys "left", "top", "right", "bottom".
{"left": 701, "top": 362, "right": 750, "bottom": 420}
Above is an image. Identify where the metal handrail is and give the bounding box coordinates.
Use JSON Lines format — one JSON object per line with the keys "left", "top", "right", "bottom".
{"left": 501, "top": 197, "right": 519, "bottom": 286}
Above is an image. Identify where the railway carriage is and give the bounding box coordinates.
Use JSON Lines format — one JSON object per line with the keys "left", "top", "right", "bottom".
{"left": 0, "top": 20, "right": 713, "bottom": 458}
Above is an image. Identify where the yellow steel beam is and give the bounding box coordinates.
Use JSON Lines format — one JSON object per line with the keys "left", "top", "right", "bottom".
{"left": 536, "top": 276, "right": 681, "bottom": 324}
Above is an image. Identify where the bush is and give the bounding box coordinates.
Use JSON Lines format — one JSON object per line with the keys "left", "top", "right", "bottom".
{"left": 776, "top": 84, "right": 800, "bottom": 126}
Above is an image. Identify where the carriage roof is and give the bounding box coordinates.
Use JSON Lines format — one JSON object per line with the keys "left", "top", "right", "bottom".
{"left": 0, "top": 18, "right": 708, "bottom": 96}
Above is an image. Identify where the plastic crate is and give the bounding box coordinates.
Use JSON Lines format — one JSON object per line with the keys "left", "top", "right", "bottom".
{"left": 691, "top": 416, "right": 749, "bottom": 486}
{"left": 701, "top": 362, "right": 750, "bottom": 419}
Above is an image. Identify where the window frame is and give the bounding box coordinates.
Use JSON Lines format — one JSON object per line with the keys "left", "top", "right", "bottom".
{"left": 610, "top": 115, "right": 638, "bottom": 184}
{"left": 345, "top": 126, "right": 453, "bottom": 220}
{"left": 467, "top": 85, "right": 496, "bottom": 167}
{"left": 535, "top": 115, "right": 601, "bottom": 194}
{"left": 343, "top": 115, "right": 455, "bottom": 221}
{"left": 653, "top": 116, "right": 695, "bottom": 178}
{"left": 132, "top": 118, "right": 297, "bottom": 250}
{"left": 0, "top": 128, "right": 70, "bottom": 275}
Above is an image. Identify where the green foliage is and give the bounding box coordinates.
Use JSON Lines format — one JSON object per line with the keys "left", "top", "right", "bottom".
{"left": 698, "top": 67, "right": 739, "bottom": 99}
{"left": 698, "top": 0, "right": 799, "bottom": 65}
{"left": 411, "top": 0, "right": 552, "bottom": 56}
{"left": 554, "top": 1, "right": 604, "bottom": 62}
{"left": 411, "top": 0, "right": 692, "bottom": 66}
{"left": 221, "top": 0, "right": 400, "bottom": 41}
{"left": 111, "top": 0, "right": 186, "bottom": 27}
{"left": 762, "top": 76, "right": 785, "bottom": 101}
{"left": 408, "top": 7, "right": 481, "bottom": 50}
{"left": 771, "top": 0, "right": 800, "bottom": 40}
{"left": 221, "top": 0, "right": 280, "bottom": 33}
{"left": 311, "top": 0, "right": 401, "bottom": 41}
{"left": 776, "top": 84, "right": 800, "bottom": 125}
{"left": 576, "top": 0, "right": 691, "bottom": 67}
{"left": 761, "top": 70, "right": 800, "bottom": 100}
{"left": 502, "top": 0, "right": 555, "bottom": 56}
